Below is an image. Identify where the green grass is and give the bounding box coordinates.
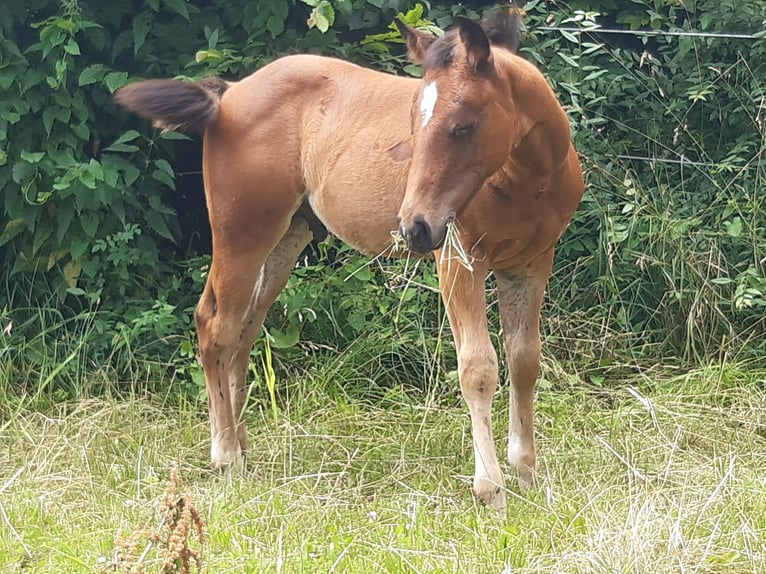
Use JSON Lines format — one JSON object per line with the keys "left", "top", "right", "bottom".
{"left": 0, "top": 363, "right": 764, "bottom": 573}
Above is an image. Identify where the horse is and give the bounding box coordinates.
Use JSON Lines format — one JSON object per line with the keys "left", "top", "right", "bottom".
{"left": 114, "top": 8, "right": 584, "bottom": 511}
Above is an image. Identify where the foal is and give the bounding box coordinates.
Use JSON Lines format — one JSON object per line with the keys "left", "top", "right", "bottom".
{"left": 115, "top": 11, "right": 584, "bottom": 511}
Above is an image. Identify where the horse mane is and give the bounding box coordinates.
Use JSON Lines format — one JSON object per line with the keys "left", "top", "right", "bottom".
{"left": 421, "top": 5, "right": 524, "bottom": 72}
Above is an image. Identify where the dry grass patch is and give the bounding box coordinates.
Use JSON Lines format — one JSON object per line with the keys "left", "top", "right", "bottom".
{"left": 0, "top": 365, "right": 764, "bottom": 573}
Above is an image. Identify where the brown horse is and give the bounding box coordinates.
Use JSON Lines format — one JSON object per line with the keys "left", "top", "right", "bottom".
{"left": 115, "top": 9, "right": 584, "bottom": 511}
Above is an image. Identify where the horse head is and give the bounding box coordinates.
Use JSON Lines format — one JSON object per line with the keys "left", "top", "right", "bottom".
{"left": 395, "top": 10, "right": 522, "bottom": 254}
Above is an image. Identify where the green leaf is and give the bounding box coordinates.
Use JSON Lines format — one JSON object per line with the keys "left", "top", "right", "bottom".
{"left": 725, "top": 217, "right": 742, "bottom": 237}
{"left": 12, "top": 161, "right": 36, "bottom": 184}
{"left": 0, "top": 218, "right": 26, "bottom": 247}
{"left": 146, "top": 210, "right": 175, "bottom": 240}
{"left": 266, "top": 14, "right": 285, "bottom": 38}
{"left": 70, "top": 235, "right": 89, "bottom": 259}
{"left": 78, "top": 64, "right": 106, "bottom": 86}
{"left": 152, "top": 169, "right": 175, "bottom": 189}
{"left": 57, "top": 199, "right": 75, "bottom": 244}
{"left": 32, "top": 223, "right": 53, "bottom": 255}
{"left": 159, "top": 132, "right": 192, "bottom": 141}
{"left": 104, "top": 71, "right": 129, "bottom": 93}
{"left": 72, "top": 122, "right": 90, "bottom": 141}
{"left": 104, "top": 130, "right": 141, "bottom": 153}
{"left": 43, "top": 107, "right": 57, "bottom": 134}
{"left": 0, "top": 69, "right": 16, "bottom": 91}
{"left": 64, "top": 38, "right": 81, "bottom": 55}
{"left": 268, "top": 325, "right": 300, "bottom": 349}
{"left": 307, "top": 1, "right": 334, "bottom": 33}
{"left": 163, "top": 0, "right": 190, "bottom": 21}
{"left": 133, "top": 14, "right": 152, "bottom": 54}
{"left": 81, "top": 213, "right": 100, "bottom": 238}
{"left": 20, "top": 151, "right": 45, "bottom": 163}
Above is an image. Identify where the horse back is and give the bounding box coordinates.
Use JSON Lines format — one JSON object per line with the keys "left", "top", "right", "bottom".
{"left": 206, "top": 55, "right": 419, "bottom": 254}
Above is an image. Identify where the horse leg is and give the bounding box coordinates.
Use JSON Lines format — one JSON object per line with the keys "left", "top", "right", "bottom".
{"left": 437, "top": 258, "right": 505, "bottom": 510}
{"left": 194, "top": 181, "right": 302, "bottom": 468}
{"left": 226, "top": 216, "right": 313, "bottom": 454}
{"left": 496, "top": 250, "right": 553, "bottom": 490}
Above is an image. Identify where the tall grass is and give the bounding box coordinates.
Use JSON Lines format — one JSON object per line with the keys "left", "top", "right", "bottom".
{"left": 1, "top": 329, "right": 764, "bottom": 573}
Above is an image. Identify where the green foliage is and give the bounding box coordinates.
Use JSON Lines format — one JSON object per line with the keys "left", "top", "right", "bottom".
{"left": 521, "top": 0, "right": 766, "bottom": 361}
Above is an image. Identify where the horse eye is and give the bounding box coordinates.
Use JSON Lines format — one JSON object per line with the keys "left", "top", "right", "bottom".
{"left": 450, "top": 123, "right": 475, "bottom": 137}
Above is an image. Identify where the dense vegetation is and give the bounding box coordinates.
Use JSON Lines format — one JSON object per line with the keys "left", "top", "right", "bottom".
{"left": 1, "top": 0, "right": 764, "bottom": 399}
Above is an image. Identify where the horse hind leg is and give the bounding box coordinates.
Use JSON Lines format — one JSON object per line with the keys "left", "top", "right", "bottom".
{"left": 194, "top": 205, "right": 304, "bottom": 469}
{"left": 226, "top": 215, "right": 313, "bottom": 455}
{"left": 496, "top": 251, "right": 552, "bottom": 491}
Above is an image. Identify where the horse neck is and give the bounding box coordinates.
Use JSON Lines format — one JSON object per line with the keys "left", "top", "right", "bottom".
{"left": 494, "top": 53, "right": 573, "bottom": 175}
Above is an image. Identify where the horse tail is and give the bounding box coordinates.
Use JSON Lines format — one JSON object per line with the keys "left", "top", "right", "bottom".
{"left": 114, "top": 76, "right": 230, "bottom": 134}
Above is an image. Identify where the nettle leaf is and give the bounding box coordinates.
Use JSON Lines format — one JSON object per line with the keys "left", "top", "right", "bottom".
{"left": 20, "top": 150, "right": 45, "bottom": 163}
{"left": 104, "top": 71, "right": 129, "bottom": 93}
{"left": 0, "top": 68, "right": 16, "bottom": 91}
{"left": 266, "top": 14, "right": 285, "bottom": 38}
{"left": 12, "top": 161, "right": 36, "bottom": 184}
{"left": 43, "top": 106, "right": 68, "bottom": 134}
{"left": 146, "top": 210, "right": 175, "bottom": 240}
{"left": 64, "top": 38, "right": 81, "bottom": 55}
{"left": 133, "top": 13, "right": 152, "bottom": 54}
{"left": 0, "top": 218, "right": 26, "bottom": 247}
{"left": 268, "top": 325, "right": 300, "bottom": 349}
{"left": 152, "top": 159, "right": 175, "bottom": 188}
{"left": 104, "top": 130, "right": 141, "bottom": 153}
{"left": 70, "top": 235, "right": 89, "bottom": 258}
{"left": 32, "top": 223, "right": 53, "bottom": 255}
{"left": 81, "top": 213, "right": 99, "bottom": 238}
{"left": 163, "top": 0, "right": 191, "bottom": 21}
{"left": 72, "top": 122, "right": 90, "bottom": 141}
{"left": 78, "top": 64, "right": 106, "bottom": 86}
{"left": 57, "top": 199, "right": 75, "bottom": 244}
{"left": 307, "top": 1, "right": 334, "bottom": 33}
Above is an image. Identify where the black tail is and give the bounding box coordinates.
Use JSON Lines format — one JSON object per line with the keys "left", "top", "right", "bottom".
{"left": 114, "top": 76, "right": 229, "bottom": 134}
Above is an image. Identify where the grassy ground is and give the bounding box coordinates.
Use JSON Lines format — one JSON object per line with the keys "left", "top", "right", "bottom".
{"left": 0, "top": 362, "right": 764, "bottom": 573}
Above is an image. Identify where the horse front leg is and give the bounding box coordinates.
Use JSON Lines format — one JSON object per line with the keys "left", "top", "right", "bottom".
{"left": 496, "top": 250, "right": 553, "bottom": 490}
{"left": 437, "top": 257, "right": 505, "bottom": 511}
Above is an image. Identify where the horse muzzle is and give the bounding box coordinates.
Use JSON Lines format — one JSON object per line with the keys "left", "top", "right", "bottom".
{"left": 397, "top": 214, "right": 451, "bottom": 254}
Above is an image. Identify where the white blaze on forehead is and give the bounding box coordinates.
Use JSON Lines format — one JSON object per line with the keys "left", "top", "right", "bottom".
{"left": 420, "top": 81, "right": 438, "bottom": 127}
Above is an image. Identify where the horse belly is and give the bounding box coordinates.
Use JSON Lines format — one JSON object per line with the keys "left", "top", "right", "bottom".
{"left": 307, "top": 165, "right": 408, "bottom": 256}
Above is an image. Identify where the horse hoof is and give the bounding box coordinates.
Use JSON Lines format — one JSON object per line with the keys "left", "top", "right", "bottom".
{"left": 474, "top": 481, "right": 507, "bottom": 512}
{"left": 515, "top": 465, "right": 536, "bottom": 493}
{"left": 210, "top": 442, "right": 242, "bottom": 470}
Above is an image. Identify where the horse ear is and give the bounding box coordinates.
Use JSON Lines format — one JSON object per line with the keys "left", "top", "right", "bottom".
{"left": 456, "top": 16, "right": 492, "bottom": 72}
{"left": 481, "top": 5, "right": 524, "bottom": 54}
{"left": 395, "top": 18, "right": 437, "bottom": 64}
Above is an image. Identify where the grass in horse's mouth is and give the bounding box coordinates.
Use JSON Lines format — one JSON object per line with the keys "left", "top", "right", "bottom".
{"left": 439, "top": 219, "right": 475, "bottom": 274}
{"left": 389, "top": 222, "right": 474, "bottom": 274}
{"left": 389, "top": 229, "right": 408, "bottom": 253}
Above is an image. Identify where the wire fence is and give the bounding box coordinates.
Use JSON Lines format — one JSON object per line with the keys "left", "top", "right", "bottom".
{"left": 533, "top": 21, "right": 764, "bottom": 173}
{"left": 537, "top": 26, "right": 765, "bottom": 41}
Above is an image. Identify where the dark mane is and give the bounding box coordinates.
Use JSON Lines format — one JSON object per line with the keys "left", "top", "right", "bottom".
{"left": 422, "top": 30, "right": 459, "bottom": 71}
{"left": 421, "top": 6, "right": 524, "bottom": 72}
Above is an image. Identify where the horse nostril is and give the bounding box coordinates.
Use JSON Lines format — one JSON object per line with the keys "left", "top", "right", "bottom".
{"left": 408, "top": 216, "right": 433, "bottom": 253}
